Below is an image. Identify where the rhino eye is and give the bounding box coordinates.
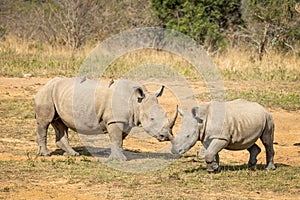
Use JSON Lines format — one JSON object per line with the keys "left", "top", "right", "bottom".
{"left": 186, "top": 135, "right": 190, "bottom": 138}
{"left": 150, "top": 117, "right": 155, "bottom": 121}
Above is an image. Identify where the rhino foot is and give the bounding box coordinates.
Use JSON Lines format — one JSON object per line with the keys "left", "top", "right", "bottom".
{"left": 37, "top": 147, "right": 51, "bottom": 156}
{"left": 38, "top": 152, "right": 51, "bottom": 156}
{"left": 108, "top": 152, "right": 127, "bottom": 161}
{"left": 265, "top": 163, "right": 276, "bottom": 171}
{"left": 206, "top": 161, "right": 220, "bottom": 173}
{"left": 248, "top": 164, "right": 257, "bottom": 171}
{"left": 63, "top": 151, "right": 80, "bottom": 156}
{"left": 248, "top": 159, "right": 257, "bottom": 170}
{"left": 109, "top": 145, "right": 127, "bottom": 161}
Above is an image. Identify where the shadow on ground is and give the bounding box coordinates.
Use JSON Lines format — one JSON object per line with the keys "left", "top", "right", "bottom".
{"left": 50, "top": 146, "right": 179, "bottom": 161}
{"left": 183, "top": 161, "right": 290, "bottom": 173}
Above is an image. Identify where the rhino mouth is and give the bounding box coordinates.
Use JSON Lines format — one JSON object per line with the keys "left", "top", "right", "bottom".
{"left": 171, "top": 148, "right": 185, "bottom": 155}
{"left": 171, "top": 143, "right": 185, "bottom": 155}
{"left": 171, "top": 148, "right": 179, "bottom": 154}
{"left": 155, "top": 134, "right": 171, "bottom": 142}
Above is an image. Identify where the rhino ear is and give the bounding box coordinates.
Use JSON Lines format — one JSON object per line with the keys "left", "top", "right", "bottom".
{"left": 134, "top": 87, "right": 145, "bottom": 103}
{"left": 191, "top": 107, "right": 203, "bottom": 124}
{"left": 191, "top": 107, "right": 199, "bottom": 117}
{"left": 155, "top": 85, "right": 165, "bottom": 97}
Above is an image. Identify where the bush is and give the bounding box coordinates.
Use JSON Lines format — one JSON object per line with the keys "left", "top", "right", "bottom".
{"left": 151, "top": 0, "right": 243, "bottom": 51}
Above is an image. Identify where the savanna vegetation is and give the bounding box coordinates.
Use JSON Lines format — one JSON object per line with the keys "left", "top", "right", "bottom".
{"left": 0, "top": 0, "right": 300, "bottom": 199}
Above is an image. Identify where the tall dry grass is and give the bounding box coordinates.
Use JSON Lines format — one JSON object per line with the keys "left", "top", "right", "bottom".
{"left": 0, "top": 36, "right": 299, "bottom": 109}
{"left": 0, "top": 35, "right": 299, "bottom": 82}
{"left": 0, "top": 36, "right": 89, "bottom": 77}
{"left": 214, "top": 48, "right": 300, "bottom": 81}
{"left": 104, "top": 49, "right": 195, "bottom": 79}
{"left": 0, "top": 36, "right": 91, "bottom": 59}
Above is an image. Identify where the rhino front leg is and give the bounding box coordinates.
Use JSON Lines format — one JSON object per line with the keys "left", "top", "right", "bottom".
{"left": 52, "top": 119, "right": 79, "bottom": 156}
{"left": 37, "top": 123, "right": 50, "bottom": 156}
{"left": 205, "top": 139, "right": 228, "bottom": 173}
{"left": 107, "top": 123, "right": 127, "bottom": 161}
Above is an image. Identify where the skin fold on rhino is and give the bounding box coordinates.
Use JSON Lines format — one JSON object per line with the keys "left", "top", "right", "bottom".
{"left": 171, "top": 99, "right": 276, "bottom": 173}
{"left": 34, "top": 77, "right": 175, "bottom": 161}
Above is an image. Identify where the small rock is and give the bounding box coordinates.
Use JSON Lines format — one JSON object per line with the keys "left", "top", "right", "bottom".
{"left": 23, "top": 73, "right": 33, "bottom": 78}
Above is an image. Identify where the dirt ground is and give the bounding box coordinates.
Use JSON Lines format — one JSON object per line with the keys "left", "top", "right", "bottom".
{"left": 0, "top": 77, "right": 299, "bottom": 199}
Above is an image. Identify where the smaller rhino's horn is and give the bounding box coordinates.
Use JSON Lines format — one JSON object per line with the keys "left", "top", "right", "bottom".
{"left": 169, "top": 105, "right": 179, "bottom": 130}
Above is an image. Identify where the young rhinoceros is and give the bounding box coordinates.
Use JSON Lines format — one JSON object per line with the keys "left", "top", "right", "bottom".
{"left": 34, "top": 77, "right": 175, "bottom": 161}
{"left": 171, "top": 99, "right": 275, "bottom": 173}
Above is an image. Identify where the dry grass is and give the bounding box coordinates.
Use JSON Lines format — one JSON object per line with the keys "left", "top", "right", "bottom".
{"left": 0, "top": 36, "right": 91, "bottom": 58}
{"left": 214, "top": 48, "right": 300, "bottom": 81}
{"left": 1, "top": 36, "right": 299, "bottom": 81}
{"left": 0, "top": 36, "right": 88, "bottom": 77}
{"left": 104, "top": 49, "right": 196, "bottom": 78}
{"left": 0, "top": 36, "right": 299, "bottom": 111}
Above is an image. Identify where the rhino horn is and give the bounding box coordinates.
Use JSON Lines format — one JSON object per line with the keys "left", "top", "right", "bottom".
{"left": 155, "top": 85, "right": 165, "bottom": 97}
{"left": 169, "top": 105, "right": 179, "bottom": 130}
{"left": 178, "top": 108, "right": 184, "bottom": 116}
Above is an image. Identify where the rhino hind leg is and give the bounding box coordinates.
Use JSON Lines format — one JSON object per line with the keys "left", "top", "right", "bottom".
{"left": 51, "top": 119, "right": 79, "bottom": 156}
{"left": 260, "top": 122, "right": 276, "bottom": 170}
{"left": 37, "top": 123, "right": 51, "bottom": 156}
{"left": 205, "top": 139, "right": 228, "bottom": 173}
{"left": 35, "top": 105, "right": 55, "bottom": 156}
{"left": 247, "top": 144, "right": 261, "bottom": 169}
{"left": 260, "top": 118, "right": 276, "bottom": 170}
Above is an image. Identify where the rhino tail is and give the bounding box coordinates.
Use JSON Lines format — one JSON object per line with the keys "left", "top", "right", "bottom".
{"left": 108, "top": 79, "right": 114, "bottom": 87}
{"left": 266, "top": 112, "right": 275, "bottom": 136}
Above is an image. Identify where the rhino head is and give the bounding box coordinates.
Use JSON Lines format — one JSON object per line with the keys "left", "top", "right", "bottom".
{"left": 135, "top": 86, "right": 177, "bottom": 142}
{"left": 171, "top": 107, "right": 204, "bottom": 155}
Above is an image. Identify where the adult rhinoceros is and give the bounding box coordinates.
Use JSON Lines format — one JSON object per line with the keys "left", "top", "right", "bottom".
{"left": 171, "top": 99, "right": 275, "bottom": 173}
{"left": 34, "top": 77, "right": 175, "bottom": 161}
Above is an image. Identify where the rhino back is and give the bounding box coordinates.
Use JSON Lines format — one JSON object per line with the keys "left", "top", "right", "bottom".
{"left": 206, "top": 99, "right": 269, "bottom": 149}
{"left": 52, "top": 78, "right": 111, "bottom": 134}
{"left": 51, "top": 78, "right": 142, "bottom": 134}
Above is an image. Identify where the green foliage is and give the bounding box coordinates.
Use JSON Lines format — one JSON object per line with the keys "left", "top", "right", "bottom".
{"left": 1, "top": 0, "right": 299, "bottom": 54}
{"left": 226, "top": 89, "right": 300, "bottom": 111}
{"left": 152, "top": 0, "right": 243, "bottom": 50}
{"left": 152, "top": 0, "right": 300, "bottom": 53}
{"left": 244, "top": 0, "right": 300, "bottom": 52}
{"left": 222, "top": 66, "right": 300, "bottom": 82}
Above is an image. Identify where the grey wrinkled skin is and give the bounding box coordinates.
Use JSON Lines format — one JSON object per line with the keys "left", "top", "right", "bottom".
{"left": 34, "top": 77, "right": 173, "bottom": 161}
{"left": 171, "top": 99, "right": 276, "bottom": 173}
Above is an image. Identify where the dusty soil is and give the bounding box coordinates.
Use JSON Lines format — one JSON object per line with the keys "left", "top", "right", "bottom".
{"left": 0, "top": 77, "right": 299, "bottom": 199}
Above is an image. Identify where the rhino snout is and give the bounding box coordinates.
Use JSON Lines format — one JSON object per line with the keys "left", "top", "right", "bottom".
{"left": 171, "top": 147, "right": 178, "bottom": 154}
{"left": 171, "top": 148, "right": 185, "bottom": 155}
{"left": 171, "top": 143, "right": 184, "bottom": 155}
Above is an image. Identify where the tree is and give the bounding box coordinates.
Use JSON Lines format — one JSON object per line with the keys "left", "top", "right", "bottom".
{"left": 241, "top": 0, "right": 300, "bottom": 58}
{"left": 0, "top": 0, "right": 159, "bottom": 49}
{"left": 152, "top": 0, "right": 243, "bottom": 52}
{"left": 40, "top": 0, "right": 103, "bottom": 49}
